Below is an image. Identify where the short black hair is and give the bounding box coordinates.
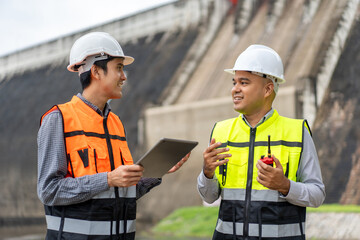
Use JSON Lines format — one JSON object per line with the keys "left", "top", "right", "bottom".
{"left": 79, "top": 56, "right": 116, "bottom": 90}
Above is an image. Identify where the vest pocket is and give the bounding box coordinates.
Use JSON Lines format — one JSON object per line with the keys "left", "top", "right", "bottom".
{"left": 226, "top": 148, "right": 248, "bottom": 188}
{"left": 88, "top": 145, "right": 111, "bottom": 173}
{"left": 68, "top": 144, "right": 91, "bottom": 177}
{"left": 272, "top": 148, "right": 289, "bottom": 177}
{"left": 120, "top": 147, "right": 133, "bottom": 165}
{"left": 119, "top": 141, "right": 133, "bottom": 165}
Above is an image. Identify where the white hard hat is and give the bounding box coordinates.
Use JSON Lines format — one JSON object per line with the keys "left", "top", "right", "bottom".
{"left": 225, "top": 44, "right": 285, "bottom": 93}
{"left": 67, "top": 32, "right": 134, "bottom": 74}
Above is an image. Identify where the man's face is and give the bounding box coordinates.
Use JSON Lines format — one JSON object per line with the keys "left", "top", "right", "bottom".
{"left": 98, "top": 58, "right": 127, "bottom": 99}
{"left": 231, "top": 71, "right": 269, "bottom": 115}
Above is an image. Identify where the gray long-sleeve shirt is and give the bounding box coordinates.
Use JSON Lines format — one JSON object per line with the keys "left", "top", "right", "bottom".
{"left": 37, "top": 94, "right": 161, "bottom": 206}
{"left": 197, "top": 109, "right": 325, "bottom": 208}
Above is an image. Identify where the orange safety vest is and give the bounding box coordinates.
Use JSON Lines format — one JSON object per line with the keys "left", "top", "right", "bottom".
{"left": 41, "top": 95, "right": 134, "bottom": 176}
{"left": 40, "top": 96, "right": 137, "bottom": 239}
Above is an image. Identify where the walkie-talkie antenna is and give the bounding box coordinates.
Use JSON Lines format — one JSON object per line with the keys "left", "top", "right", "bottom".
{"left": 267, "top": 135, "right": 271, "bottom": 158}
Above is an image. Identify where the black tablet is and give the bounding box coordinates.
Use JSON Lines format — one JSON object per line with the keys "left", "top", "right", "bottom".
{"left": 135, "top": 138, "right": 198, "bottom": 178}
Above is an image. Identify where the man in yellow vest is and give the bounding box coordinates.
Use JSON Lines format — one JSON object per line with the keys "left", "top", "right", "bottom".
{"left": 197, "top": 45, "right": 325, "bottom": 240}
{"left": 37, "top": 32, "right": 189, "bottom": 239}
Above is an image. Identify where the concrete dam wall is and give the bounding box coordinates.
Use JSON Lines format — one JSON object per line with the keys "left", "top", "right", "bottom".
{"left": 0, "top": 0, "right": 228, "bottom": 225}
{"left": 1, "top": 0, "right": 360, "bottom": 232}
{"left": 141, "top": 0, "right": 360, "bottom": 221}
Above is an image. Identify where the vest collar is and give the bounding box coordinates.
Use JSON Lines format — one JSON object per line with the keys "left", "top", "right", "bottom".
{"left": 73, "top": 94, "right": 112, "bottom": 118}
{"left": 70, "top": 95, "right": 108, "bottom": 120}
{"left": 237, "top": 109, "right": 279, "bottom": 131}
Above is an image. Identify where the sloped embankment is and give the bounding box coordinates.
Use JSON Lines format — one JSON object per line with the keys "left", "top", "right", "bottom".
{"left": 0, "top": 27, "right": 199, "bottom": 222}
{"left": 312, "top": 18, "right": 360, "bottom": 204}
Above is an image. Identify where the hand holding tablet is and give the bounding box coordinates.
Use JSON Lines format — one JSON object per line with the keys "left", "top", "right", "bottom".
{"left": 135, "top": 138, "right": 198, "bottom": 178}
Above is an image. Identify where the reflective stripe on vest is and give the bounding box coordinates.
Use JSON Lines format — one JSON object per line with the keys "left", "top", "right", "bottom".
{"left": 46, "top": 216, "right": 136, "bottom": 235}
{"left": 221, "top": 188, "right": 287, "bottom": 202}
{"left": 216, "top": 219, "right": 305, "bottom": 238}
{"left": 40, "top": 96, "right": 137, "bottom": 239}
{"left": 55, "top": 95, "right": 134, "bottom": 177}
{"left": 212, "top": 110, "right": 308, "bottom": 239}
{"left": 92, "top": 186, "right": 136, "bottom": 199}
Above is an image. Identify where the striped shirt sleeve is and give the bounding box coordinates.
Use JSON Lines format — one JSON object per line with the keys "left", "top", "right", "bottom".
{"left": 37, "top": 109, "right": 161, "bottom": 205}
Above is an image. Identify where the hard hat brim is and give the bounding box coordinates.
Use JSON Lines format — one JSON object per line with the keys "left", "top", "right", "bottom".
{"left": 223, "top": 68, "right": 286, "bottom": 84}
{"left": 123, "top": 55, "right": 135, "bottom": 65}
{"left": 67, "top": 55, "right": 135, "bottom": 72}
{"left": 224, "top": 69, "right": 235, "bottom": 75}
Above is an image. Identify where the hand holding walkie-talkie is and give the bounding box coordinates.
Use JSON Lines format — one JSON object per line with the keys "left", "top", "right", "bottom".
{"left": 260, "top": 135, "right": 274, "bottom": 167}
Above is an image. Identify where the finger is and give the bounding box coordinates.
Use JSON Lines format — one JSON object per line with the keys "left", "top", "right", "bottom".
{"left": 257, "top": 176, "right": 268, "bottom": 187}
{"left": 257, "top": 170, "right": 267, "bottom": 180}
{"left": 214, "top": 158, "right": 229, "bottom": 167}
{"left": 168, "top": 166, "right": 177, "bottom": 173}
{"left": 256, "top": 159, "right": 266, "bottom": 170}
{"left": 212, "top": 147, "right": 231, "bottom": 155}
{"left": 127, "top": 165, "right": 144, "bottom": 172}
{"left": 124, "top": 170, "right": 144, "bottom": 177}
{"left": 215, "top": 153, "right": 232, "bottom": 161}
{"left": 256, "top": 161, "right": 261, "bottom": 170}
{"left": 272, "top": 155, "right": 282, "bottom": 169}
{"left": 180, "top": 155, "right": 189, "bottom": 164}
{"left": 181, "top": 152, "right": 191, "bottom": 161}
{"left": 205, "top": 141, "right": 223, "bottom": 153}
{"left": 177, "top": 159, "right": 185, "bottom": 167}
{"left": 127, "top": 176, "right": 142, "bottom": 181}
{"left": 257, "top": 159, "right": 272, "bottom": 173}
{"left": 205, "top": 153, "right": 231, "bottom": 165}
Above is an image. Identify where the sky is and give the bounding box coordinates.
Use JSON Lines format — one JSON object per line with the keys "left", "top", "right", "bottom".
{"left": 0, "top": 0, "right": 175, "bottom": 57}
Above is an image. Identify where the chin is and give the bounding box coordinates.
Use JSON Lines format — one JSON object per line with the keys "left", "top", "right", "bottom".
{"left": 110, "top": 94, "right": 122, "bottom": 99}
{"left": 233, "top": 104, "right": 242, "bottom": 112}
{"left": 233, "top": 107, "right": 246, "bottom": 114}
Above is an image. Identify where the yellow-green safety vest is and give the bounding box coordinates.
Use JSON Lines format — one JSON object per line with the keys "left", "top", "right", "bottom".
{"left": 212, "top": 110, "right": 309, "bottom": 240}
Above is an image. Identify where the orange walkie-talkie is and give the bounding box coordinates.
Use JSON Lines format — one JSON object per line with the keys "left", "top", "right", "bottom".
{"left": 261, "top": 135, "right": 274, "bottom": 166}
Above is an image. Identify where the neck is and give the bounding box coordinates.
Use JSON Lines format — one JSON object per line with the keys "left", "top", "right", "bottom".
{"left": 243, "top": 107, "right": 272, "bottom": 128}
{"left": 82, "top": 88, "right": 108, "bottom": 112}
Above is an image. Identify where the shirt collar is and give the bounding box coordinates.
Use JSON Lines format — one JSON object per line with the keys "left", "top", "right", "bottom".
{"left": 241, "top": 108, "right": 274, "bottom": 128}
{"left": 76, "top": 93, "right": 111, "bottom": 117}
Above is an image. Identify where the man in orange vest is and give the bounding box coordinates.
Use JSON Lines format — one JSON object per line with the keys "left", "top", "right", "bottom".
{"left": 37, "top": 32, "right": 189, "bottom": 239}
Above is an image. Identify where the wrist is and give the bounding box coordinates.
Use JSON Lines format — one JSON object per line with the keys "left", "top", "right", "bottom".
{"left": 107, "top": 171, "right": 114, "bottom": 187}
{"left": 279, "top": 178, "right": 290, "bottom": 196}
{"left": 203, "top": 168, "right": 214, "bottom": 179}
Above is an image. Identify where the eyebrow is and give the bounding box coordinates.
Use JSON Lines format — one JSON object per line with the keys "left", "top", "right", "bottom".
{"left": 233, "top": 77, "right": 250, "bottom": 81}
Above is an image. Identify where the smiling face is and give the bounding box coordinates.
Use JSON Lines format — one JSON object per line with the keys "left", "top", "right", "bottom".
{"left": 231, "top": 71, "right": 273, "bottom": 115}
{"left": 97, "top": 57, "right": 127, "bottom": 99}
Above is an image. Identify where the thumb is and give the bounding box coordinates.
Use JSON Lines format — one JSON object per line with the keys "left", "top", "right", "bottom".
{"left": 272, "top": 155, "right": 282, "bottom": 169}
{"left": 210, "top": 138, "right": 216, "bottom": 145}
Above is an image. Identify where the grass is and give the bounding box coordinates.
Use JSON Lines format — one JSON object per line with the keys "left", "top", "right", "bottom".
{"left": 307, "top": 203, "right": 360, "bottom": 213}
{"left": 152, "top": 204, "right": 360, "bottom": 237}
{"left": 152, "top": 206, "right": 219, "bottom": 237}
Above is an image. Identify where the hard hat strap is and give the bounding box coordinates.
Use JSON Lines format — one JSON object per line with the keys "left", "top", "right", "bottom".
{"left": 78, "top": 54, "right": 109, "bottom": 75}
{"left": 250, "top": 71, "right": 279, "bottom": 94}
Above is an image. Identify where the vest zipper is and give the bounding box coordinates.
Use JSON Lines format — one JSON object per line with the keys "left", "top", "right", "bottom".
{"left": 103, "top": 117, "right": 115, "bottom": 170}
{"left": 103, "top": 117, "right": 121, "bottom": 237}
{"left": 94, "top": 149, "right": 98, "bottom": 173}
{"left": 119, "top": 150, "right": 128, "bottom": 238}
{"left": 243, "top": 127, "right": 256, "bottom": 239}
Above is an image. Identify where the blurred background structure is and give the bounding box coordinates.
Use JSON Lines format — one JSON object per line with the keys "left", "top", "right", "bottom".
{"left": 0, "top": 0, "right": 360, "bottom": 233}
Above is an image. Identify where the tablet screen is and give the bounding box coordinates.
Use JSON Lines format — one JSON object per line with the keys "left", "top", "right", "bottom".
{"left": 135, "top": 138, "right": 198, "bottom": 178}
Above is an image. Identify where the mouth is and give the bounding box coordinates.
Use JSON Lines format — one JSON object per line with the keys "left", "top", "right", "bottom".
{"left": 117, "top": 81, "right": 124, "bottom": 87}
{"left": 233, "top": 95, "right": 243, "bottom": 103}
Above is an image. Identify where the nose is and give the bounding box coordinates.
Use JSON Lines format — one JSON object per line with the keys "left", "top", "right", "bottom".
{"left": 121, "top": 70, "right": 127, "bottom": 81}
{"left": 232, "top": 83, "right": 241, "bottom": 93}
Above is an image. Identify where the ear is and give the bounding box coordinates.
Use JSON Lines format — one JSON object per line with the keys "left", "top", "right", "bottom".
{"left": 264, "top": 82, "right": 274, "bottom": 98}
{"left": 90, "top": 65, "right": 100, "bottom": 80}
